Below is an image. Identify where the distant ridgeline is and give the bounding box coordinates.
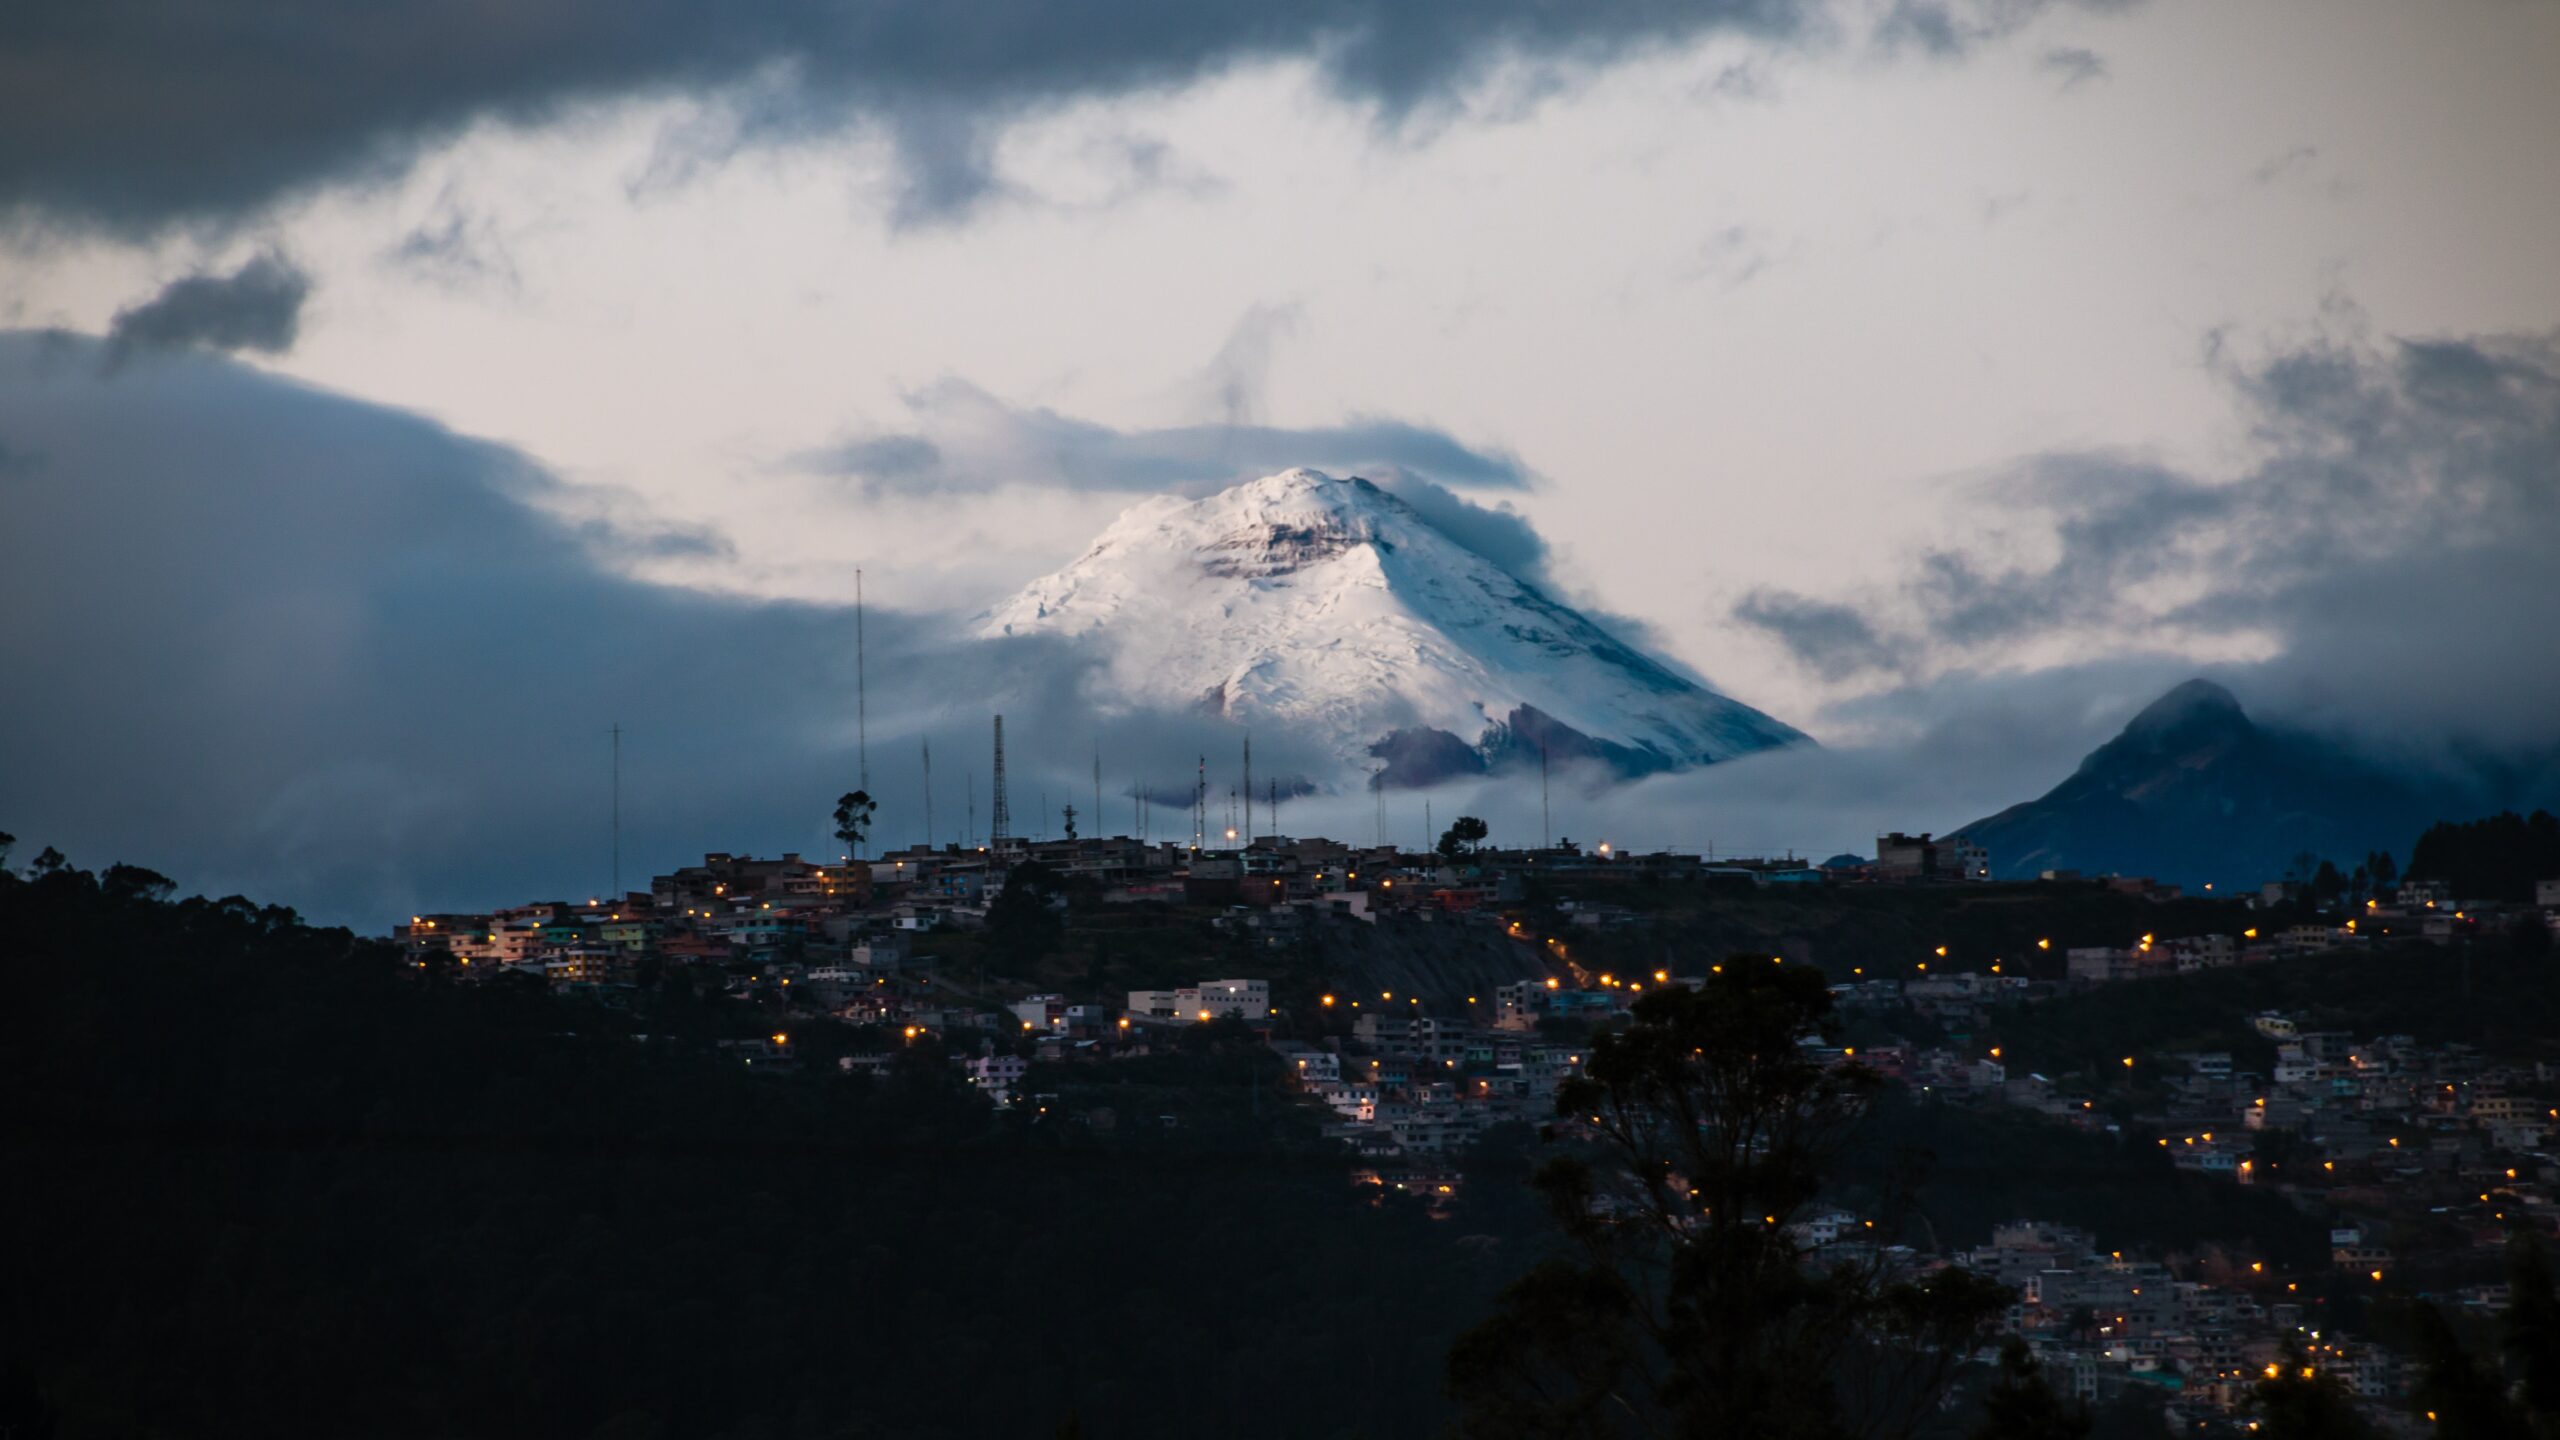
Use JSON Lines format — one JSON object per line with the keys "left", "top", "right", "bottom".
{"left": 1954, "top": 680, "right": 2559, "bottom": 893}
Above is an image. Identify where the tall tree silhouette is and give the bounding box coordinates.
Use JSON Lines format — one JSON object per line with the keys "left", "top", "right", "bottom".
{"left": 833, "top": 789, "right": 876, "bottom": 859}
{"left": 1447, "top": 960, "right": 2010, "bottom": 1439}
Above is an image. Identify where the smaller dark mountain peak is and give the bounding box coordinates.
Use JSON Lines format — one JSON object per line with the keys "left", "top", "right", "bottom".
{"left": 2121, "top": 677, "right": 2248, "bottom": 739}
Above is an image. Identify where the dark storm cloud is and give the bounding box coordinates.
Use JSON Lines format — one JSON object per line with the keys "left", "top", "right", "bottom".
{"left": 0, "top": 0, "right": 2136, "bottom": 233}
{"left": 1733, "top": 326, "right": 2560, "bottom": 756}
{"left": 791, "top": 378, "right": 1531, "bottom": 496}
{"left": 102, "top": 252, "right": 312, "bottom": 362}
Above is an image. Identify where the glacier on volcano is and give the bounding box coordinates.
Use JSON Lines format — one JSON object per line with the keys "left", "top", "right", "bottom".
{"left": 979, "top": 469, "right": 1806, "bottom": 788}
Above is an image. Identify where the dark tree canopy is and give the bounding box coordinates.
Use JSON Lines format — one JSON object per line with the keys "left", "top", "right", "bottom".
{"left": 832, "top": 788, "right": 876, "bottom": 857}
{"left": 1447, "top": 959, "right": 2012, "bottom": 1439}
{"left": 2408, "top": 810, "right": 2560, "bottom": 902}
{"left": 1438, "top": 815, "right": 1490, "bottom": 860}
{"left": 986, "top": 858, "right": 1067, "bottom": 971}
{"left": 1970, "top": 1339, "right": 2091, "bottom": 1440}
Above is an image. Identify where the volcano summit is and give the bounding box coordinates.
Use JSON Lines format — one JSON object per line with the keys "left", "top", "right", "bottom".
{"left": 980, "top": 469, "right": 1805, "bottom": 787}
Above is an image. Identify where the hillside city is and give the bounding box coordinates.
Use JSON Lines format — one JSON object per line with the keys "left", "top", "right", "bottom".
{"left": 383, "top": 813, "right": 2560, "bottom": 1438}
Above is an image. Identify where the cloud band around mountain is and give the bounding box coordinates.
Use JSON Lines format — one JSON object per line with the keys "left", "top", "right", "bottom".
{"left": 1734, "top": 324, "right": 2560, "bottom": 755}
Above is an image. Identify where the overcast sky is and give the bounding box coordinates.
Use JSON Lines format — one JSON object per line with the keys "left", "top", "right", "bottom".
{"left": 4, "top": 0, "right": 2556, "bottom": 921}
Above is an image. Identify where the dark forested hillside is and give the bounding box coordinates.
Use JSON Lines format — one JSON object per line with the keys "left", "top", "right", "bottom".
{"left": 0, "top": 855, "right": 1531, "bottom": 1440}
{"left": 2407, "top": 809, "right": 2560, "bottom": 902}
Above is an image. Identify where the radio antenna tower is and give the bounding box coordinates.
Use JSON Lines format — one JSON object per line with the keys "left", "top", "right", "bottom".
{"left": 1541, "top": 742, "right": 1552, "bottom": 850}
{"left": 921, "top": 737, "right": 934, "bottom": 849}
{"left": 1242, "top": 734, "right": 1253, "bottom": 845}
{"left": 854, "top": 568, "right": 869, "bottom": 792}
{"left": 989, "top": 715, "right": 1011, "bottom": 848}
{"left": 1269, "top": 778, "right": 1279, "bottom": 837}
{"left": 1193, "top": 755, "right": 1206, "bottom": 851}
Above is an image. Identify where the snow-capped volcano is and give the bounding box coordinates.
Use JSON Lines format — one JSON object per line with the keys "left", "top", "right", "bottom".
{"left": 978, "top": 469, "right": 1805, "bottom": 787}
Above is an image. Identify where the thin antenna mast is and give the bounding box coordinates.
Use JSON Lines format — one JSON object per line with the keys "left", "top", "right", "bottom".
{"left": 967, "top": 772, "right": 976, "bottom": 850}
{"left": 610, "top": 722, "right": 622, "bottom": 899}
{"left": 1243, "top": 734, "right": 1252, "bottom": 845}
{"left": 989, "top": 716, "right": 1010, "bottom": 848}
{"left": 855, "top": 568, "right": 869, "bottom": 792}
{"left": 1541, "top": 743, "right": 1551, "bottom": 851}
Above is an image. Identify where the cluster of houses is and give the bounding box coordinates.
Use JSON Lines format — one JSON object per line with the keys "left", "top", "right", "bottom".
{"left": 400, "top": 834, "right": 1636, "bottom": 975}
{"left": 1278, "top": 1007, "right": 1603, "bottom": 1160}
{"left": 385, "top": 820, "right": 2560, "bottom": 1431}
{"left": 395, "top": 823, "right": 2040, "bottom": 990}
{"left": 1949, "top": 1220, "right": 2431, "bottom": 1431}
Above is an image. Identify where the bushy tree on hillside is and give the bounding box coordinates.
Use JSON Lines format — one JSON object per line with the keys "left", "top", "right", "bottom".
{"left": 1437, "top": 815, "right": 1490, "bottom": 861}
{"left": 832, "top": 788, "right": 875, "bottom": 859}
{"left": 1447, "top": 960, "right": 2011, "bottom": 1439}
